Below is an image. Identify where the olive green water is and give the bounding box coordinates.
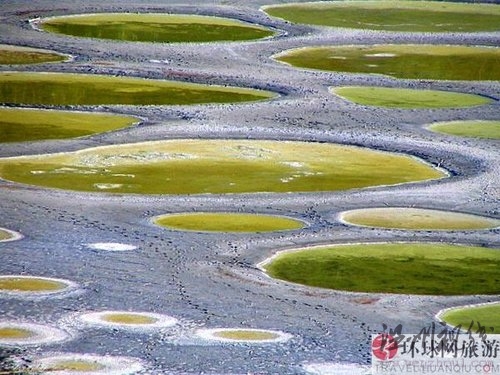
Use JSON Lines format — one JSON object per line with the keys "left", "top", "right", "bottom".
{"left": 276, "top": 45, "right": 500, "bottom": 81}
{"left": 0, "top": 277, "right": 67, "bottom": 292}
{"left": 154, "top": 212, "right": 305, "bottom": 232}
{"left": 263, "top": 1, "right": 500, "bottom": 32}
{"left": 0, "top": 139, "right": 445, "bottom": 194}
{"left": 0, "top": 108, "right": 138, "bottom": 143}
{"left": 214, "top": 330, "right": 280, "bottom": 341}
{"left": 0, "top": 72, "right": 276, "bottom": 106}
{"left": 0, "top": 44, "right": 67, "bottom": 64}
{"left": 0, "top": 328, "right": 34, "bottom": 339}
{"left": 102, "top": 313, "right": 158, "bottom": 325}
{"left": 0, "top": 229, "right": 14, "bottom": 241}
{"left": 41, "top": 13, "right": 274, "bottom": 43}
{"left": 332, "top": 86, "right": 492, "bottom": 108}
{"left": 340, "top": 208, "right": 500, "bottom": 230}
{"left": 47, "top": 360, "right": 104, "bottom": 372}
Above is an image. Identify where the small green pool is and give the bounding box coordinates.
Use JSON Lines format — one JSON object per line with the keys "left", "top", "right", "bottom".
{"left": 332, "top": 86, "right": 492, "bottom": 108}
{"left": 154, "top": 212, "right": 305, "bottom": 232}
{"left": 340, "top": 207, "right": 500, "bottom": 230}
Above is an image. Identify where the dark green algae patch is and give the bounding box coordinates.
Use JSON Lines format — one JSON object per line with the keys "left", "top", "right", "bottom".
{"left": 262, "top": 243, "right": 500, "bottom": 295}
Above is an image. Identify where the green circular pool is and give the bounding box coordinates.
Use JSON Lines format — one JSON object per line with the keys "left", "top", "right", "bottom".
{"left": 332, "top": 86, "right": 492, "bottom": 108}
{"left": 263, "top": 1, "right": 500, "bottom": 32}
{"left": 0, "top": 139, "right": 445, "bottom": 194}
{"left": 261, "top": 243, "right": 500, "bottom": 295}
{"left": 275, "top": 45, "right": 500, "bottom": 81}
{"left": 154, "top": 212, "right": 305, "bottom": 232}
{"left": 340, "top": 207, "right": 500, "bottom": 230}
{"left": 427, "top": 120, "right": 500, "bottom": 140}
{"left": 0, "top": 107, "right": 138, "bottom": 143}
{"left": 0, "top": 72, "right": 276, "bottom": 106}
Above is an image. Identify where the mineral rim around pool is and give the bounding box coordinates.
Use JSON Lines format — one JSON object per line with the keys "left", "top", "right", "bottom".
{"left": 0, "top": 44, "right": 69, "bottom": 64}
{"left": 31, "top": 353, "right": 144, "bottom": 375}
{"left": 260, "top": 243, "right": 500, "bottom": 295}
{"left": 0, "top": 72, "right": 276, "bottom": 106}
{"left": 427, "top": 120, "right": 500, "bottom": 140}
{"left": 0, "top": 275, "right": 76, "bottom": 296}
{"left": 0, "top": 107, "right": 139, "bottom": 143}
{"left": 154, "top": 212, "right": 306, "bottom": 232}
{"left": 262, "top": 1, "right": 500, "bottom": 32}
{"left": 78, "top": 311, "right": 178, "bottom": 330}
{"left": 0, "top": 322, "right": 70, "bottom": 346}
{"left": 339, "top": 207, "right": 500, "bottom": 230}
{"left": 0, "top": 227, "right": 22, "bottom": 242}
{"left": 274, "top": 45, "right": 500, "bottom": 81}
{"left": 331, "top": 86, "right": 492, "bottom": 108}
{"left": 0, "top": 139, "right": 445, "bottom": 194}
{"left": 39, "top": 13, "right": 275, "bottom": 43}
{"left": 195, "top": 328, "right": 292, "bottom": 343}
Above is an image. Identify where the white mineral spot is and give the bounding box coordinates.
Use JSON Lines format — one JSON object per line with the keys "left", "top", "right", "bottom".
{"left": 93, "top": 183, "right": 123, "bottom": 190}
{"left": 111, "top": 174, "right": 135, "bottom": 178}
{"left": 303, "top": 362, "right": 371, "bottom": 374}
{"left": 86, "top": 243, "right": 137, "bottom": 251}
{"left": 281, "top": 161, "right": 305, "bottom": 168}
{"left": 365, "top": 53, "right": 397, "bottom": 57}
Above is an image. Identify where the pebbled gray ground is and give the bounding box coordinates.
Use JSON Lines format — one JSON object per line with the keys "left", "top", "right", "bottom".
{"left": 0, "top": 1, "right": 499, "bottom": 374}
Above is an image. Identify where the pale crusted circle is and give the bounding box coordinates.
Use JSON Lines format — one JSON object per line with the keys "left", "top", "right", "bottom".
{"left": 0, "top": 321, "right": 71, "bottom": 346}
{"left": 32, "top": 353, "right": 144, "bottom": 375}
{"left": 78, "top": 310, "right": 178, "bottom": 330}
{"left": 195, "top": 328, "right": 293, "bottom": 343}
{"left": 0, "top": 275, "right": 79, "bottom": 298}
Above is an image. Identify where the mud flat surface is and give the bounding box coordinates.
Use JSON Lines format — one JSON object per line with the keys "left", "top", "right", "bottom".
{"left": 0, "top": 1, "right": 499, "bottom": 374}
